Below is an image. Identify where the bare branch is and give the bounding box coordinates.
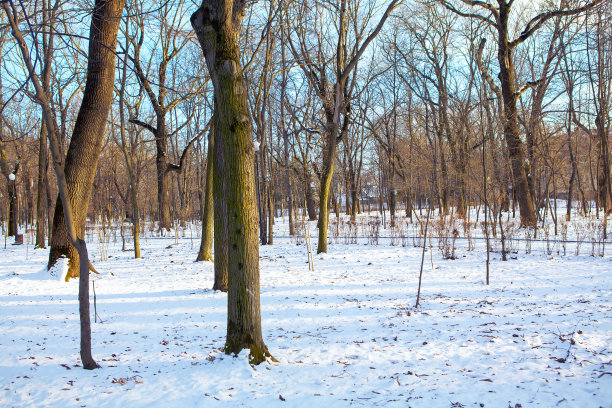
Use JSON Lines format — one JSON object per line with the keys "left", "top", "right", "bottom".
{"left": 437, "top": 0, "right": 497, "bottom": 28}
{"left": 129, "top": 118, "right": 157, "bottom": 135}
{"left": 515, "top": 79, "right": 542, "bottom": 99}
{"left": 475, "top": 38, "right": 502, "bottom": 101}
{"left": 166, "top": 120, "right": 211, "bottom": 173}
{"left": 510, "top": 0, "right": 604, "bottom": 48}
{"left": 340, "top": 0, "right": 403, "bottom": 81}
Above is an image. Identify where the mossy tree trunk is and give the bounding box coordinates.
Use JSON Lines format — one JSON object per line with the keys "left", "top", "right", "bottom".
{"left": 305, "top": 173, "right": 318, "bottom": 221}
{"left": 197, "top": 124, "right": 214, "bottom": 263}
{"left": 211, "top": 107, "right": 228, "bottom": 292}
{"left": 192, "top": 0, "right": 269, "bottom": 363}
{"left": 316, "top": 118, "right": 339, "bottom": 254}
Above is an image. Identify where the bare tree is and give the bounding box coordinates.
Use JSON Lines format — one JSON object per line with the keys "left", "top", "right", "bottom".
{"left": 287, "top": 0, "right": 402, "bottom": 253}
{"left": 3, "top": 0, "right": 126, "bottom": 369}
{"left": 127, "top": 0, "right": 205, "bottom": 231}
{"left": 439, "top": 0, "right": 604, "bottom": 226}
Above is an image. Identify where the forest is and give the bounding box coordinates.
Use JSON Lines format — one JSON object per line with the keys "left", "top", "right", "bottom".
{"left": 0, "top": 0, "right": 611, "bottom": 406}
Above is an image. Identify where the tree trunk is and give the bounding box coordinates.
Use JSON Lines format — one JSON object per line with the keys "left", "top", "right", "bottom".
{"left": 9, "top": 180, "right": 18, "bottom": 236}
{"left": 117, "top": 32, "right": 141, "bottom": 259}
{"left": 436, "top": 130, "right": 450, "bottom": 215}
{"left": 129, "top": 172, "right": 141, "bottom": 258}
{"left": 197, "top": 127, "right": 214, "bottom": 262}
{"left": 192, "top": 1, "right": 269, "bottom": 363}
{"left": 388, "top": 185, "right": 396, "bottom": 228}
{"left": 280, "top": 16, "right": 294, "bottom": 236}
{"left": 268, "top": 170, "right": 274, "bottom": 245}
{"left": 495, "top": 8, "right": 536, "bottom": 226}
{"left": 317, "top": 121, "right": 338, "bottom": 253}
{"left": 258, "top": 150, "right": 268, "bottom": 244}
{"left": 36, "top": 5, "right": 53, "bottom": 247}
{"left": 211, "top": 108, "right": 228, "bottom": 291}
{"left": 596, "top": 115, "right": 611, "bottom": 213}
{"left": 47, "top": 0, "right": 123, "bottom": 279}
{"left": 305, "top": 172, "right": 317, "bottom": 221}
{"left": 0, "top": 78, "right": 19, "bottom": 238}
{"left": 36, "top": 122, "right": 48, "bottom": 248}
{"left": 155, "top": 119, "right": 172, "bottom": 231}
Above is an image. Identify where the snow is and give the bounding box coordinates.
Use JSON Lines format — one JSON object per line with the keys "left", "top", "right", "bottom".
{"left": 1, "top": 212, "right": 611, "bottom": 407}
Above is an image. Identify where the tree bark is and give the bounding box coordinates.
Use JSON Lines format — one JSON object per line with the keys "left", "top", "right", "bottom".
{"left": 212, "top": 108, "right": 228, "bottom": 291}
{"left": 192, "top": 0, "right": 269, "bottom": 363}
{"left": 317, "top": 119, "right": 338, "bottom": 253}
{"left": 47, "top": 0, "right": 124, "bottom": 279}
{"left": 305, "top": 172, "right": 318, "bottom": 221}
{"left": 197, "top": 126, "right": 214, "bottom": 262}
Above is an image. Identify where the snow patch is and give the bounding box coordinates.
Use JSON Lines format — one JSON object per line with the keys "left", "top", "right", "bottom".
{"left": 48, "top": 256, "right": 69, "bottom": 281}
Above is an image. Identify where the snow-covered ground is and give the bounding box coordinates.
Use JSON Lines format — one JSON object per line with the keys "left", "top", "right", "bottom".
{"left": 1, "top": 213, "right": 611, "bottom": 407}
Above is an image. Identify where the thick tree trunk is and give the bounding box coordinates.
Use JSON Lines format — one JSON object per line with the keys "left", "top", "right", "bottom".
{"left": 192, "top": 1, "right": 269, "bottom": 363}
{"left": 405, "top": 190, "right": 412, "bottom": 219}
{"left": 48, "top": 0, "right": 123, "bottom": 279}
{"left": 197, "top": 128, "right": 214, "bottom": 262}
{"left": 388, "top": 181, "right": 396, "bottom": 227}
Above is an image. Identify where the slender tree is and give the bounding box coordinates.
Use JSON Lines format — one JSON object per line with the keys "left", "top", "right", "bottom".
{"left": 196, "top": 121, "right": 214, "bottom": 263}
